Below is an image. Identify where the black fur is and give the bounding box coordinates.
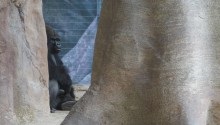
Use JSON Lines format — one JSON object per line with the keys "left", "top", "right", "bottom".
{"left": 46, "top": 25, "right": 75, "bottom": 112}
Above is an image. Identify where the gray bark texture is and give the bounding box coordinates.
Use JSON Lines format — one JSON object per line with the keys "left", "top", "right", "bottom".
{"left": 62, "top": 0, "right": 220, "bottom": 125}
{"left": 0, "top": 0, "right": 49, "bottom": 125}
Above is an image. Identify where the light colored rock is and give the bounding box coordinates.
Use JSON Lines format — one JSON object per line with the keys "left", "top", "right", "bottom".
{"left": 28, "top": 111, "right": 69, "bottom": 125}
{"left": 73, "top": 84, "right": 90, "bottom": 101}
{"left": 0, "top": 1, "right": 49, "bottom": 125}
{"left": 207, "top": 101, "right": 220, "bottom": 125}
{"left": 62, "top": 0, "right": 220, "bottom": 125}
{"left": 2, "top": 0, "right": 220, "bottom": 125}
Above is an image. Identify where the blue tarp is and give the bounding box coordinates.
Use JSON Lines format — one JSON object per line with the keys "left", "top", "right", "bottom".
{"left": 43, "top": 0, "right": 102, "bottom": 85}
{"left": 62, "top": 17, "right": 98, "bottom": 84}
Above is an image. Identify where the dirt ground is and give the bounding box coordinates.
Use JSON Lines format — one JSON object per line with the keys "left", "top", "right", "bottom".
{"left": 28, "top": 111, "right": 69, "bottom": 125}
{"left": 28, "top": 84, "right": 89, "bottom": 125}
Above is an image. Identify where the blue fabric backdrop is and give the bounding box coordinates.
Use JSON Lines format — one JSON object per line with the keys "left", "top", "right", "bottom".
{"left": 43, "top": 0, "right": 102, "bottom": 84}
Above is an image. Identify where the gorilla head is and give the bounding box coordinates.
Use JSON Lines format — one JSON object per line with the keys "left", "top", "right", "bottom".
{"left": 46, "top": 25, "right": 61, "bottom": 54}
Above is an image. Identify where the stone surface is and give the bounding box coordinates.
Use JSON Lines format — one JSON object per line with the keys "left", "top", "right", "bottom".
{"left": 207, "top": 101, "right": 220, "bottom": 125}
{"left": 73, "top": 84, "right": 90, "bottom": 101}
{"left": 1, "top": 0, "right": 220, "bottom": 125}
{"left": 62, "top": 0, "right": 220, "bottom": 125}
{"left": 28, "top": 111, "right": 68, "bottom": 125}
{"left": 0, "top": 0, "right": 49, "bottom": 125}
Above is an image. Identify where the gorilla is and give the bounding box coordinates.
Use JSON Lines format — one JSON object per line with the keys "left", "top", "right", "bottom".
{"left": 46, "top": 25, "right": 76, "bottom": 113}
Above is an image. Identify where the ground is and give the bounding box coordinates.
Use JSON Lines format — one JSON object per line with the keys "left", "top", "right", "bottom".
{"left": 28, "top": 84, "right": 89, "bottom": 125}
{"left": 28, "top": 111, "right": 69, "bottom": 125}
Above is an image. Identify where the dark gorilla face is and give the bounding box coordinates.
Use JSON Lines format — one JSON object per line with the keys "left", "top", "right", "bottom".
{"left": 46, "top": 25, "right": 62, "bottom": 54}
{"left": 48, "top": 37, "right": 61, "bottom": 54}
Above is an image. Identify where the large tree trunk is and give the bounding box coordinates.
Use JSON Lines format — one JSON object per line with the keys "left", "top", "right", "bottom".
{"left": 62, "top": 0, "right": 220, "bottom": 125}
{"left": 0, "top": 0, "right": 49, "bottom": 125}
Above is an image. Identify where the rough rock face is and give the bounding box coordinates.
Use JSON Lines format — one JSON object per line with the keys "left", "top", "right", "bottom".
{"left": 62, "top": 0, "right": 220, "bottom": 125}
{"left": 0, "top": 0, "right": 49, "bottom": 125}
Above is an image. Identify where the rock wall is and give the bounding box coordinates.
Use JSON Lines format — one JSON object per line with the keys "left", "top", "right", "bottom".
{"left": 62, "top": 0, "right": 220, "bottom": 125}
{"left": 0, "top": 0, "right": 49, "bottom": 125}
{"left": 1, "top": 0, "right": 220, "bottom": 125}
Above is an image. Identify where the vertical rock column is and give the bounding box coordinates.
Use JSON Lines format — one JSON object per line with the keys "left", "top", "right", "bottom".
{"left": 0, "top": 2, "right": 18, "bottom": 124}
{"left": 62, "top": 0, "right": 220, "bottom": 125}
{"left": 0, "top": 0, "right": 49, "bottom": 125}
